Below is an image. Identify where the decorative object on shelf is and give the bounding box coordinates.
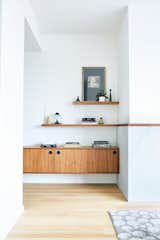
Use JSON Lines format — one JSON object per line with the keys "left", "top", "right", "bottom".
{"left": 47, "top": 116, "right": 53, "bottom": 124}
{"left": 96, "top": 90, "right": 108, "bottom": 102}
{"left": 54, "top": 112, "right": 62, "bottom": 124}
{"left": 81, "top": 117, "right": 96, "bottom": 124}
{"left": 98, "top": 117, "right": 104, "bottom": 124}
{"left": 92, "top": 141, "right": 111, "bottom": 148}
{"left": 109, "top": 89, "right": 112, "bottom": 102}
{"left": 99, "top": 96, "right": 105, "bottom": 102}
{"left": 64, "top": 142, "right": 80, "bottom": 148}
{"left": 82, "top": 67, "right": 106, "bottom": 101}
{"left": 76, "top": 96, "right": 80, "bottom": 102}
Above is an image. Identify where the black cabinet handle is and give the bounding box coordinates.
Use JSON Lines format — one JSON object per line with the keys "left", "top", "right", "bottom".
{"left": 48, "top": 151, "right": 52, "bottom": 155}
{"left": 57, "top": 150, "right": 61, "bottom": 155}
{"left": 113, "top": 150, "right": 117, "bottom": 155}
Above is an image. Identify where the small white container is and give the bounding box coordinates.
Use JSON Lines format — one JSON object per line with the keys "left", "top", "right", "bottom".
{"left": 99, "top": 96, "right": 105, "bottom": 102}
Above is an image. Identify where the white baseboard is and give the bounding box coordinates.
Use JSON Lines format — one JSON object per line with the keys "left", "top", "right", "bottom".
{"left": 23, "top": 174, "right": 118, "bottom": 184}
{"left": 0, "top": 205, "right": 24, "bottom": 240}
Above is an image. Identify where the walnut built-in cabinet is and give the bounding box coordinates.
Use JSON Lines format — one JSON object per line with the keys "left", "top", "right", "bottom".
{"left": 23, "top": 147, "right": 119, "bottom": 174}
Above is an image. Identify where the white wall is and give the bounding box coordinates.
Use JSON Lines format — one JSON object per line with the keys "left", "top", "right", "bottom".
{"left": 24, "top": 34, "right": 119, "bottom": 183}
{"left": 127, "top": 0, "right": 160, "bottom": 201}
{"left": 129, "top": 0, "right": 160, "bottom": 123}
{"left": 128, "top": 127, "right": 160, "bottom": 201}
{"left": 118, "top": 127, "right": 128, "bottom": 199}
{"left": 118, "top": 9, "right": 129, "bottom": 124}
{"left": 0, "top": 0, "right": 24, "bottom": 238}
{"left": 24, "top": 35, "right": 119, "bottom": 146}
{"left": 117, "top": 1, "right": 160, "bottom": 201}
{"left": 24, "top": 2, "right": 160, "bottom": 201}
{"left": 117, "top": 9, "right": 129, "bottom": 199}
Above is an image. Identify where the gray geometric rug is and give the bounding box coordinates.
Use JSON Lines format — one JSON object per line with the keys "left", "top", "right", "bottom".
{"left": 109, "top": 210, "right": 160, "bottom": 240}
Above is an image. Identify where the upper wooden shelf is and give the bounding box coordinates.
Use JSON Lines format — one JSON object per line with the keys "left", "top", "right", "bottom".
{"left": 72, "top": 101, "right": 119, "bottom": 105}
{"left": 41, "top": 123, "right": 119, "bottom": 127}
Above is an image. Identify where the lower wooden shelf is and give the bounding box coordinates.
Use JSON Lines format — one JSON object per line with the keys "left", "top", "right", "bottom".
{"left": 41, "top": 123, "right": 119, "bottom": 127}
{"left": 23, "top": 147, "right": 119, "bottom": 174}
{"left": 41, "top": 123, "right": 160, "bottom": 127}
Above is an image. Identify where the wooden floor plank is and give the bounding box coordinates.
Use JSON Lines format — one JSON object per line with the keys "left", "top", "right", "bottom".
{"left": 6, "top": 184, "right": 160, "bottom": 240}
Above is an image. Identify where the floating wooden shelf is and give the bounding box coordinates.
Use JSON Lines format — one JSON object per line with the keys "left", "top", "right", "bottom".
{"left": 41, "top": 123, "right": 119, "bottom": 127}
{"left": 41, "top": 123, "right": 160, "bottom": 127}
{"left": 118, "top": 123, "right": 160, "bottom": 127}
{"left": 72, "top": 101, "right": 119, "bottom": 105}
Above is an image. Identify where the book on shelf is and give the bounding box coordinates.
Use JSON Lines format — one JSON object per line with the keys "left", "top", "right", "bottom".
{"left": 81, "top": 117, "right": 97, "bottom": 124}
{"left": 92, "top": 141, "right": 111, "bottom": 148}
{"left": 64, "top": 142, "right": 80, "bottom": 148}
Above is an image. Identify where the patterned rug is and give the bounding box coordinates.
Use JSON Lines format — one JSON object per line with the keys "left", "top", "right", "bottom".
{"left": 109, "top": 210, "right": 160, "bottom": 240}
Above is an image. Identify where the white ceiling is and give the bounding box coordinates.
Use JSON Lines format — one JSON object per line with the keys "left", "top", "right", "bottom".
{"left": 29, "top": 0, "right": 129, "bottom": 34}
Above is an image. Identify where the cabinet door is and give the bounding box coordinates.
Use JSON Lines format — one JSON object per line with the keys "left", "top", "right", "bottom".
{"left": 54, "top": 149, "right": 87, "bottom": 173}
{"left": 107, "top": 149, "right": 119, "bottom": 173}
{"left": 38, "top": 149, "right": 55, "bottom": 173}
{"left": 23, "top": 148, "right": 55, "bottom": 173}
{"left": 87, "top": 149, "right": 119, "bottom": 173}
{"left": 23, "top": 149, "right": 39, "bottom": 173}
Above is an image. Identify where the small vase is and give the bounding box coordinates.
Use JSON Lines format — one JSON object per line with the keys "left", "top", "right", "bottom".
{"left": 99, "top": 96, "right": 105, "bottom": 102}
{"left": 98, "top": 117, "right": 104, "bottom": 124}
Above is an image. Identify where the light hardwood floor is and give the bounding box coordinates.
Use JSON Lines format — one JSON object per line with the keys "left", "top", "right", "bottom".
{"left": 7, "top": 184, "right": 160, "bottom": 240}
